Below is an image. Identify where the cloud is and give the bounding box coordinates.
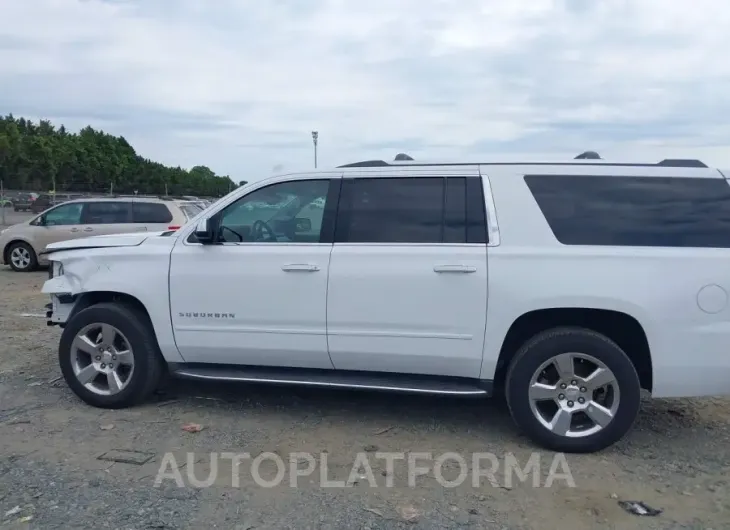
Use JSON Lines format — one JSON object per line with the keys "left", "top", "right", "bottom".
{"left": 1, "top": 0, "right": 730, "bottom": 180}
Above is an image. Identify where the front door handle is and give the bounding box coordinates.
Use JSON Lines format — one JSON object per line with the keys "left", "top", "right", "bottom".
{"left": 433, "top": 265, "right": 477, "bottom": 273}
{"left": 282, "top": 264, "right": 320, "bottom": 272}
{"left": 70, "top": 228, "right": 80, "bottom": 233}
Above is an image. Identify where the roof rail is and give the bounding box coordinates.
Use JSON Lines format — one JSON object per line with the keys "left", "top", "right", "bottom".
{"left": 338, "top": 158, "right": 709, "bottom": 169}
{"left": 338, "top": 160, "right": 389, "bottom": 168}
{"left": 575, "top": 151, "right": 602, "bottom": 160}
{"left": 656, "top": 159, "right": 708, "bottom": 168}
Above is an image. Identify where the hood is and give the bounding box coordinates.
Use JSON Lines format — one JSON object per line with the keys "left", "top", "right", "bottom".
{"left": 41, "top": 231, "right": 167, "bottom": 255}
{"left": 1, "top": 222, "right": 29, "bottom": 235}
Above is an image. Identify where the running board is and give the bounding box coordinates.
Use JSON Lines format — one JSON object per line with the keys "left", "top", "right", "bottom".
{"left": 170, "top": 364, "right": 492, "bottom": 396}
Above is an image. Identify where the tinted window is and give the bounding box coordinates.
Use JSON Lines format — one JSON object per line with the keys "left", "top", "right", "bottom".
{"left": 82, "top": 201, "right": 131, "bottom": 224}
{"left": 338, "top": 178, "right": 444, "bottom": 243}
{"left": 217, "top": 179, "right": 331, "bottom": 243}
{"left": 466, "top": 177, "right": 488, "bottom": 244}
{"left": 525, "top": 175, "right": 730, "bottom": 248}
{"left": 133, "top": 202, "right": 173, "bottom": 223}
{"left": 336, "top": 177, "right": 488, "bottom": 244}
{"left": 444, "top": 177, "right": 466, "bottom": 243}
{"left": 44, "top": 203, "right": 83, "bottom": 226}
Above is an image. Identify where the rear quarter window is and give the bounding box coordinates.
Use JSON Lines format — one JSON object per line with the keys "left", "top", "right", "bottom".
{"left": 525, "top": 174, "right": 730, "bottom": 248}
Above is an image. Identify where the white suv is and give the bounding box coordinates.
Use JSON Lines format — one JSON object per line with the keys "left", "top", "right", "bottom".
{"left": 40, "top": 155, "right": 730, "bottom": 453}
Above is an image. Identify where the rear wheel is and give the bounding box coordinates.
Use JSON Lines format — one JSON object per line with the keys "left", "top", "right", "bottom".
{"left": 8, "top": 242, "right": 38, "bottom": 272}
{"left": 59, "top": 302, "right": 165, "bottom": 408}
{"left": 505, "top": 327, "right": 641, "bottom": 453}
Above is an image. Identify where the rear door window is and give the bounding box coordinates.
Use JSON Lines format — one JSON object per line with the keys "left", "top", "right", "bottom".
{"left": 82, "top": 202, "right": 132, "bottom": 224}
{"left": 335, "top": 176, "right": 488, "bottom": 244}
{"left": 132, "top": 202, "right": 174, "bottom": 223}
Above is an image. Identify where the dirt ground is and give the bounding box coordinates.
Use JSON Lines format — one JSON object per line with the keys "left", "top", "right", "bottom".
{"left": 0, "top": 263, "right": 729, "bottom": 529}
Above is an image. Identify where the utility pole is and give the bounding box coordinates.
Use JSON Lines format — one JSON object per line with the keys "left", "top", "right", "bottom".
{"left": 311, "top": 131, "right": 318, "bottom": 168}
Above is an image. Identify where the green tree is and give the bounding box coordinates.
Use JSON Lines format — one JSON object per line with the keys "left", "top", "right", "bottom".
{"left": 0, "top": 115, "right": 236, "bottom": 196}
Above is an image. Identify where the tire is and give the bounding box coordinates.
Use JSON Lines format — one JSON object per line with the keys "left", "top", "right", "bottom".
{"left": 7, "top": 241, "right": 38, "bottom": 272}
{"left": 505, "top": 327, "right": 641, "bottom": 453}
{"left": 59, "top": 302, "right": 165, "bottom": 409}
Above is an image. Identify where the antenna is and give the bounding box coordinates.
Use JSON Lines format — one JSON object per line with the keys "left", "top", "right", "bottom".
{"left": 394, "top": 153, "right": 414, "bottom": 161}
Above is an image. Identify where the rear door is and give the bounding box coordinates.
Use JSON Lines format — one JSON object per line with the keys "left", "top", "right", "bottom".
{"left": 326, "top": 170, "right": 489, "bottom": 378}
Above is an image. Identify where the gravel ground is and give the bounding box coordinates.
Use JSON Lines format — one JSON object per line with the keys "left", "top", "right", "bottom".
{"left": 0, "top": 266, "right": 729, "bottom": 529}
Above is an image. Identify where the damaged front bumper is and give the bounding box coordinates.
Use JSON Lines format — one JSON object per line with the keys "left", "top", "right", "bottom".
{"left": 43, "top": 263, "right": 78, "bottom": 327}
{"left": 44, "top": 294, "right": 77, "bottom": 327}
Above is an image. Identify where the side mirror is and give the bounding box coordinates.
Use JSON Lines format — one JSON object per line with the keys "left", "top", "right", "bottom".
{"left": 36, "top": 215, "right": 46, "bottom": 226}
{"left": 194, "top": 218, "right": 215, "bottom": 244}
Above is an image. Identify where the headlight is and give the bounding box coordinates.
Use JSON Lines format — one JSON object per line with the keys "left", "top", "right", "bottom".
{"left": 49, "top": 261, "right": 63, "bottom": 278}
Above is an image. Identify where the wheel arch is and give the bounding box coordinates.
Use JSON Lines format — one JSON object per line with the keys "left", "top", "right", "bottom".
{"left": 3, "top": 238, "right": 35, "bottom": 264}
{"left": 494, "top": 307, "right": 653, "bottom": 393}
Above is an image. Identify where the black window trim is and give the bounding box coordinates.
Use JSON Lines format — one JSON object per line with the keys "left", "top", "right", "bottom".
{"left": 185, "top": 177, "right": 340, "bottom": 245}
{"left": 333, "top": 175, "right": 489, "bottom": 245}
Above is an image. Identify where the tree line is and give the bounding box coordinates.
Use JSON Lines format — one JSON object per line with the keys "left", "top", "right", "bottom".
{"left": 0, "top": 115, "right": 238, "bottom": 196}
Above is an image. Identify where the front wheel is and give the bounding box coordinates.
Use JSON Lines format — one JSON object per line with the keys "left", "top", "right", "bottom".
{"left": 8, "top": 242, "right": 38, "bottom": 272}
{"left": 505, "top": 327, "right": 641, "bottom": 453}
{"left": 59, "top": 302, "right": 165, "bottom": 409}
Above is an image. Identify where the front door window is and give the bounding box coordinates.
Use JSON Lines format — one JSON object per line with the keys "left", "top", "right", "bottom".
{"left": 43, "top": 203, "right": 83, "bottom": 226}
{"left": 217, "top": 179, "right": 329, "bottom": 243}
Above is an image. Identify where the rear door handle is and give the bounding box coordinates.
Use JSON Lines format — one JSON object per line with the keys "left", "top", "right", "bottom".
{"left": 433, "top": 265, "right": 477, "bottom": 273}
{"left": 83, "top": 227, "right": 94, "bottom": 232}
{"left": 281, "top": 264, "right": 320, "bottom": 272}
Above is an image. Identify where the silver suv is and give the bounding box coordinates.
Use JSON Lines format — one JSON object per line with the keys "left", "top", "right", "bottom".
{"left": 1, "top": 197, "right": 202, "bottom": 272}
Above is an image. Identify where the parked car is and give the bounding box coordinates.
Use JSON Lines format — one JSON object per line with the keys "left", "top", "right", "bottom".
{"left": 11, "top": 192, "right": 37, "bottom": 211}
{"left": 31, "top": 193, "right": 65, "bottom": 213}
{"left": 0, "top": 197, "right": 197, "bottom": 272}
{"left": 40, "top": 155, "right": 730, "bottom": 453}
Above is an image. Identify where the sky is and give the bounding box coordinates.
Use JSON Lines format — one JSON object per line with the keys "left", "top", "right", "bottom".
{"left": 1, "top": 0, "right": 730, "bottom": 182}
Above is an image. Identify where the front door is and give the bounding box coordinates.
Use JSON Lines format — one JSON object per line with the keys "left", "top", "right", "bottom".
{"left": 326, "top": 173, "right": 489, "bottom": 378}
{"left": 32, "top": 202, "right": 86, "bottom": 251}
{"left": 169, "top": 176, "right": 340, "bottom": 369}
